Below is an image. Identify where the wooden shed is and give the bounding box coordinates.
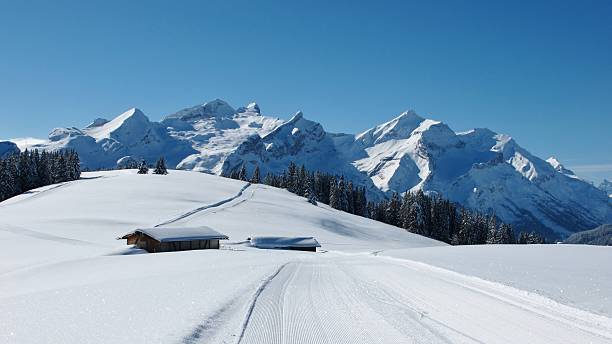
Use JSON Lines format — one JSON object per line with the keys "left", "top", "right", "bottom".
{"left": 249, "top": 236, "right": 321, "bottom": 252}
{"left": 119, "top": 226, "right": 229, "bottom": 253}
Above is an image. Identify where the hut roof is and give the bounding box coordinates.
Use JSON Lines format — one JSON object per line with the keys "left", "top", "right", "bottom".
{"left": 120, "top": 226, "right": 229, "bottom": 242}
{"left": 250, "top": 236, "right": 321, "bottom": 249}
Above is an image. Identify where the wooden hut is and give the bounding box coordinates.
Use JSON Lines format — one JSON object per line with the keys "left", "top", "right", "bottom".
{"left": 119, "top": 226, "right": 229, "bottom": 253}
{"left": 249, "top": 236, "right": 321, "bottom": 252}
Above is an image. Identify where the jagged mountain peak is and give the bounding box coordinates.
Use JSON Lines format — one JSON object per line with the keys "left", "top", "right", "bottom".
{"left": 395, "top": 109, "right": 424, "bottom": 122}
{"left": 165, "top": 99, "right": 236, "bottom": 122}
{"left": 237, "top": 102, "right": 261, "bottom": 114}
{"left": 356, "top": 109, "right": 426, "bottom": 146}
{"left": 83, "top": 107, "right": 150, "bottom": 141}
{"left": 262, "top": 111, "right": 324, "bottom": 142}
{"left": 288, "top": 111, "right": 304, "bottom": 122}
{"left": 546, "top": 156, "right": 576, "bottom": 176}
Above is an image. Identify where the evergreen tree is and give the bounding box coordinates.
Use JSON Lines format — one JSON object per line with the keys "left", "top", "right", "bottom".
{"left": 337, "top": 177, "right": 349, "bottom": 211}
{"left": 450, "top": 233, "right": 460, "bottom": 245}
{"left": 366, "top": 201, "right": 376, "bottom": 219}
{"left": 67, "top": 150, "right": 81, "bottom": 180}
{"left": 18, "top": 150, "right": 37, "bottom": 191}
{"left": 518, "top": 231, "right": 529, "bottom": 244}
{"left": 377, "top": 201, "right": 388, "bottom": 222}
{"left": 237, "top": 164, "right": 247, "bottom": 181}
{"left": 329, "top": 178, "right": 339, "bottom": 209}
{"left": 137, "top": 160, "right": 149, "bottom": 174}
{"left": 408, "top": 190, "right": 427, "bottom": 235}
{"left": 51, "top": 153, "right": 68, "bottom": 183}
{"left": 499, "top": 223, "right": 516, "bottom": 244}
{"left": 153, "top": 157, "right": 168, "bottom": 175}
{"left": 457, "top": 208, "right": 472, "bottom": 245}
{"left": 346, "top": 181, "right": 355, "bottom": 214}
{"left": 386, "top": 192, "right": 401, "bottom": 227}
{"left": 526, "top": 231, "right": 545, "bottom": 244}
{"left": 353, "top": 186, "right": 367, "bottom": 216}
{"left": 229, "top": 169, "right": 240, "bottom": 180}
{"left": 399, "top": 192, "right": 412, "bottom": 229}
{"left": 486, "top": 215, "right": 499, "bottom": 244}
{"left": 0, "top": 159, "right": 16, "bottom": 201}
{"left": 264, "top": 172, "right": 274, "bottom": 186}
{"left": 286, "top": 162, "right": 298, "bottom": 193}
{"left": 305, "top": 176, "right": 318, "bottom": 205}
{"left": 250, "top": 165, "right": 261, "bottom": 184}
{"left": 296, "top": 164, "right": 307, "bottom": 196}
{"left": 37, "top": 150, "right": 51, "bottom": 186}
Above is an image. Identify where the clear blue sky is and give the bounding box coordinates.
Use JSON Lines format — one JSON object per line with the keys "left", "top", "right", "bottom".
{"left": 1, "top": 0, "right": 610, "bottom": 182}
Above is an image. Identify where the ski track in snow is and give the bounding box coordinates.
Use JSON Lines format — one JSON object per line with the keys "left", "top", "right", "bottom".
{"left": 237, "top": 263, "right": 290, "bottom": 344}
{"left": 0, "top": 224, "right": 100, "bottom": 247}
{"left": 236, "top": 256, "right": 612, "bottom": 344}
{"left": 155, "top": 182, "right": 252, "bottom": 227}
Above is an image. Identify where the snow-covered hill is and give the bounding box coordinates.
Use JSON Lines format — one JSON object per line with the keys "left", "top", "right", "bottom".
{"left": 14, "top": 99, "right": 612, "bottom": 239}
{"left": 1, "top": 170, "right": 611, "bottom": 344}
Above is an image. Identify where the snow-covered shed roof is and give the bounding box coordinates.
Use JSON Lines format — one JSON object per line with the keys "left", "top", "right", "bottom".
{"left": 250, "top": 236, "right": 321, "bottom": 249}
{"left": 121, "top": 226, "right": 229, "bottom": 242}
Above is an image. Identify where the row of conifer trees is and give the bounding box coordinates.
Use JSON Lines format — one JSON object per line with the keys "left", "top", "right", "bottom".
{"left": 0, "top": 149, "right": 81, "bottom": 202}
{"left": 226, "top": 162, "right": 546, "bottom": 245}
{"left": 135, "top": 157, "right": 168, "bottom": 175}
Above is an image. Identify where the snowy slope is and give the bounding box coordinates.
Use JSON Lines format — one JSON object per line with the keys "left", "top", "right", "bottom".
{"left": 382, "top": 244, "right": 612, "bottom": 317}
{"left": 9, "top": 99, "right": 612, "bottom": 238}
{"left": 1, "top": 171, "right": 611, "bottom": 344}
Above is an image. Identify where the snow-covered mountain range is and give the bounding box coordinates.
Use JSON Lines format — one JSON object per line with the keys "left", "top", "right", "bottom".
{"left": 13, "top": 99, "right": 612, "bottom": 239}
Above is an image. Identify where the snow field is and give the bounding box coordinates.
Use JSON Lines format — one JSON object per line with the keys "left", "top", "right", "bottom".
{"left": 0, "top": 169, "right": 610, "bottom": 344}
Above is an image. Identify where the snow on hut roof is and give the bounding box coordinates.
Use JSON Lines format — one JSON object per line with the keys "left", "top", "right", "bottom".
{"left": 121, "top": 226, "right": 229, "bottom": 242}
{"left": 250, "top": 236, "right": 321, "bottom": 249}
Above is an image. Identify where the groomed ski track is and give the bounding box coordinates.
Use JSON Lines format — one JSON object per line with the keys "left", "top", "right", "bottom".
{"left": 232, "top": 255, "right": 612, "bottom": 344}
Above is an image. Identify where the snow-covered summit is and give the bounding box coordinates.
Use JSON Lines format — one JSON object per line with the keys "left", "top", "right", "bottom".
{"left": 84, "top": 108, "right": 149, "bottom": 141}
{"left": 356, "top": 110, "right": 425, "bottom": 146}
{"left": 237, "top": 102, "right": 261, "bottom": 114}
{"left": 164, "top": 99, "right": 236, "bottom": 122}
